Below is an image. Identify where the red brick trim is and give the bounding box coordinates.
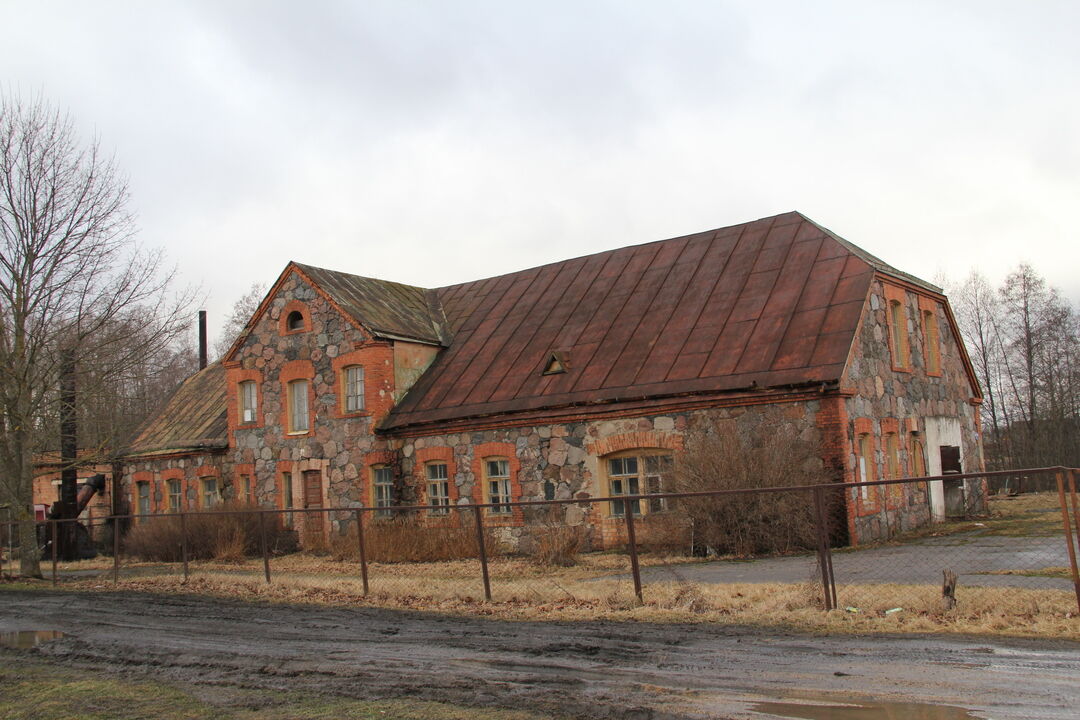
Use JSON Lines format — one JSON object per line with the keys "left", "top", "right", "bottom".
{"left": 883, "top": 283, "right": 911, "bottom": 372}
{"left": 232, "top": 463, "right": 255, "bottom": 505}
{"left": 470, "top": 442, "right": 523, "bottom": 524}
{"left": 331, "top": 348, "right": 374, "bottom": 419}
{"left": 414, "top": 446, "right": 458, "bottom": 513}
{"left": 132, "top": 470, "right": 152, "bottom": 515}
{"left": 586, "top": 431, "right": 684, "bottom": 457}
{"left": 278, "top": 299, "right": 312, "bottom": 336}
{"left": 852, "top": 419, "right": 880, "bottom": 517}
{"left": 363, "top": 450, "right": 396, "bottom": 508}
{"left": 918, "top": 295, "right": 943, "bottom": 377}
{"left": 226, "top": 367, "right": 264, "bottom": 432}
{"left": 193, "top": 464, "right": 221, "bottom": 509}
{"left": 879, "top": 417, "right": 899, "bottom": 435}
{"left": 279, "top": 359, "right": 316, "bottom": 437}
{"left": 160, "top": 468, "right": 185, "bottom": 513}
{"left": 853, "top": 417, "right": 873, "bottom": 436}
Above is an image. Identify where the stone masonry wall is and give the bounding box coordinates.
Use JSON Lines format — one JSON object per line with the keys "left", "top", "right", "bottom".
{"left": 842, "top": 276, "right": 985, "bottom": 543}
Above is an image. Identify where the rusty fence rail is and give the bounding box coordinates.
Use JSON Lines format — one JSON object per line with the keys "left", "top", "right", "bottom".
{"left": 2, "top": 466, "right": 1078, "bottom": 614}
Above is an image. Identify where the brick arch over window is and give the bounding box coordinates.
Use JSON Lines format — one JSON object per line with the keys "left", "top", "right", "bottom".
{"left": 280, "top": 359, "right": 316, "bottom": 436}
{"left": 470, "top": 442, "right": 523, "bottom": 520}
{"left": 227, "top": 367, "right": 264, "bottom": 430}
{"left": 278, "top": 299, "right": 312, "bottom": 336}
{"left": 586, "top": 431, "right": 684, "bottom": 458}
{"left": 160, "top": 468, "right": 185, "bottom": 513}
{"left": 414, "top": 446, "right": 458, "bottom": 506}
{"left": 131, "top": 470, "right": 153, "bottom": 515}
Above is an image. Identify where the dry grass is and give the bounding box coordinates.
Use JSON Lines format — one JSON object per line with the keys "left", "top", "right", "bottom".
{"left": 46, "top": 546, "right": 1077, "bottom": 640}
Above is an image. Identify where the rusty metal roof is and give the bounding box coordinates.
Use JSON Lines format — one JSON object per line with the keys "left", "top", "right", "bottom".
{"left": 295, "top": 263, "right": 447, "bottom": 345}
{"left": 124, "top": 362, "right": 228, "bottom": 457}
{"left": 383, "top": 211, "right": 883, "bottom": 431}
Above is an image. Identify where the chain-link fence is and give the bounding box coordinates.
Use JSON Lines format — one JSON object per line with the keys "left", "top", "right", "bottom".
{"left": 3, "top": 467, "right": 1078, "bottom": 619}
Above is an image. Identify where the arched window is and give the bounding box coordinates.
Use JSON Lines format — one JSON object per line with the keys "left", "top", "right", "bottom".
{"left": 484, "top": 458, "right": 512, "bottom": 514}
{"left": 371, "top": 465, "right": 394, "bottom": 517}
{"left": 604, "top": 450, "right": 673, "bottom": 517}
{"left": 288, "top": 379, "right": 309, "bottom": 433}
{"left": 889, "top": 300, "right": 910, "bottom": 369}
{"left": 286, "top": 310, "right": 305, "bottom": 331}
{"left": 343, "top": 365, "right": 365, "bottom": 413}
{"left": 239, "top": 380, "right": 257, "bottom": 424}
{"left": 426, "top": 462, "right": 450, "bottom": 516}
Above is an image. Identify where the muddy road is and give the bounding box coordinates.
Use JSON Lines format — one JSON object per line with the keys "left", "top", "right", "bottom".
{"left": 1, "top": 589, "right": 1078, "bottom": 719}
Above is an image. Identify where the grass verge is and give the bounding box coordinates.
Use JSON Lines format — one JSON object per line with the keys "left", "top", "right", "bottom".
{"left": 0, "top": 653, "right": 560, "bottom": 720}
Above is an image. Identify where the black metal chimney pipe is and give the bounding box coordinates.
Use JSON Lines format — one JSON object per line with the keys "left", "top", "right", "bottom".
{"left": 198, "top": 310, "right": 208, "bottom": 370}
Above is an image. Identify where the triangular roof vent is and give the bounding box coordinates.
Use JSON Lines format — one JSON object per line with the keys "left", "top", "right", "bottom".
{"left": 542, "top": 351, "right": 569, "bottom": 376}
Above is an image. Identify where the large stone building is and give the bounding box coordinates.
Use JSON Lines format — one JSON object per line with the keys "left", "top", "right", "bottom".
{"left": 115, "top": 211, "right": 985, "bottom": 547}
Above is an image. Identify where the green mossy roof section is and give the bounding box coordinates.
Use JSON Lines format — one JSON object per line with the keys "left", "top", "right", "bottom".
{"left": 124, "top": 362, "right": 228, "bottom": 457}
{"left": 383, "top": 211, "right": 892, "bottom": 431}
{"left": 295, "top": 262, "right": 448, "bottom": 346}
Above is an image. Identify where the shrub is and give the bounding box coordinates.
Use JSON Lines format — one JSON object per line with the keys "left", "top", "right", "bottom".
{"left": 329, "top": 513, "right": 499, "bottom": 563}
{"left": 125, "top": 502, "right": 296, "bottom": 562}
{"left": 673, "top": 417, "right": 827, "bottom": 557}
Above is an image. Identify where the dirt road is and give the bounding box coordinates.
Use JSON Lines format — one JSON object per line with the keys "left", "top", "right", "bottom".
{"left": 1, "top": 589, "right": 1078, "bottom": 719}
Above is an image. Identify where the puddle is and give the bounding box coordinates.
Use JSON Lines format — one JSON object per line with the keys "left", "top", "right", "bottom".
{"left": 0, "top": 630, "right": 66, "bottom": 649}
{"left": 750, "top": 700, "right": 981, "bottom": 719}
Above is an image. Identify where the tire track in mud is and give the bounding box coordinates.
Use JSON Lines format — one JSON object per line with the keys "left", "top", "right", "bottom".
{"left": 2, "top": 590, "right": 1078, "bottom": 719}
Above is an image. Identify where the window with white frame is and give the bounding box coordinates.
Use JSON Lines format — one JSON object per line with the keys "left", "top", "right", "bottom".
{"left": 344, "top": 365, "right": 365, "bottom": 413}
{"left": 485, "top": 458, "right": 512, "bottom": 514}
{"left": 426, "top": 462, "right": 450, "bottom": 515}
{"left": 372, "top": 465, "right": 393, "bottom": 517}
{"left": 239, "top": 380, "right": 257, "bottom": 424}
{"left": 201, "top": 477, "right": 220, "bottom": 507}
{"left": 608, "top": 456, "right": 640, "bottom": 517}
{"left": 288, "top": 379, "right": 309, "bottom": 433}
{"left": 168, "top": 479, "right": 182, "bottom": 513}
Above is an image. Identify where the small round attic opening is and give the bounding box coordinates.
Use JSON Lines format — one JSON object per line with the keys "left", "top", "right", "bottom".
{"left": 286, "top": 310, "right": 305, "bottom": 331}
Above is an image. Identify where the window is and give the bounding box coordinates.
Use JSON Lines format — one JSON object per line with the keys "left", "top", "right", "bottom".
{"left": 168, "top": 479, "right": 182, "bottom": 513}
{"left": 885, "top": 432, "right": 901, "bottom": 500}
{"left": 281, "top": 471, "right": 294, "bottom": 527}
{"left": 344, "top": 365, "right": 365, "bottom": 413}
{"left": 288, "top": 379, "right": 309, "bottom": 433}
{"left": 485, "top": 459, "right": 512, "bottom": 514}
{"left": 923, "top": 309, "right": 941, "bottom": 374}
{"left": 426, "top": 462, "right": 450, "bottom": 515}
{"left": 137, "top": 482, "right": 150, "bottom": 516}
{"left": 606, "top": 452, "right": 673, "bottom": 516}
{"left": 889, "top": 299, "right": 911, "bottom": 370}
{"left": 856, "top": 433, "right": 876, "bottom": 507}
{"left": 372, "top": 465, "right": 394, "bottom": 517}
{"left": 286, "top": 310, "right": 304, "bottom": 331}
{"left": 909, "top": 436, "right": 926, "bottom": 477}
{"left": 239, "top": 380, "right": 257, "bottom": 424}
{"left": 240, "top": 474, "right": 255, "bottom": 505}
{"left": 201, "top": 477, "right": 220, "bottom": 507}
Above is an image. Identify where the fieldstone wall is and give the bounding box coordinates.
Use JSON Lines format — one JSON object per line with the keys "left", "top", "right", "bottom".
{"left": 843, "top": 277, "right": 985, "bottom": 542}
{"left": 119, "top": 452, "right": 227, "bottom": 513}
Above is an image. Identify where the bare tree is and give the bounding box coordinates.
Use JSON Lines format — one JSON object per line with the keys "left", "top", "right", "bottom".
{"left": 0, "top": 94, "right": 193, "bottom": 576}
{"left": 213, "top": 282, "right": 266, "bottom": 360}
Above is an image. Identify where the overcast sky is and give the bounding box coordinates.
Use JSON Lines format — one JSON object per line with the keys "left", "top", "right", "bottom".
{"left": 4, "top": 1, "right": 1078, "bottom": 346}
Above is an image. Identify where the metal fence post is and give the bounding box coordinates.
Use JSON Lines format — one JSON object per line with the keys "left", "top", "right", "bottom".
{"left": 259, "top": 511, "right": 271, "bottom": 584}
{"left": 472, "top": 506, "right": 492, "bottom": 601}
{"left": 51, "top": 520, "right": 58, "bottom": 586}
{"left": 1055, "top": 471, "right": 1080, "bottom": 613}
{"left": 180, "top": 511, "right": 189, "bottom": 583}
{"left": 812, "top": 487, "right": 837, "bottom": 610}
{"left": 354, "top": 508, "right": 369, "bottom": 596}
{"left": 112, "top": 515, "right": 120, "bottom": 584}
{"left": 623, "top": 501, "right": 644, "bottom": 605}
{"left": 1069, "top": 469, "right": 1080, "bottom": 560}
